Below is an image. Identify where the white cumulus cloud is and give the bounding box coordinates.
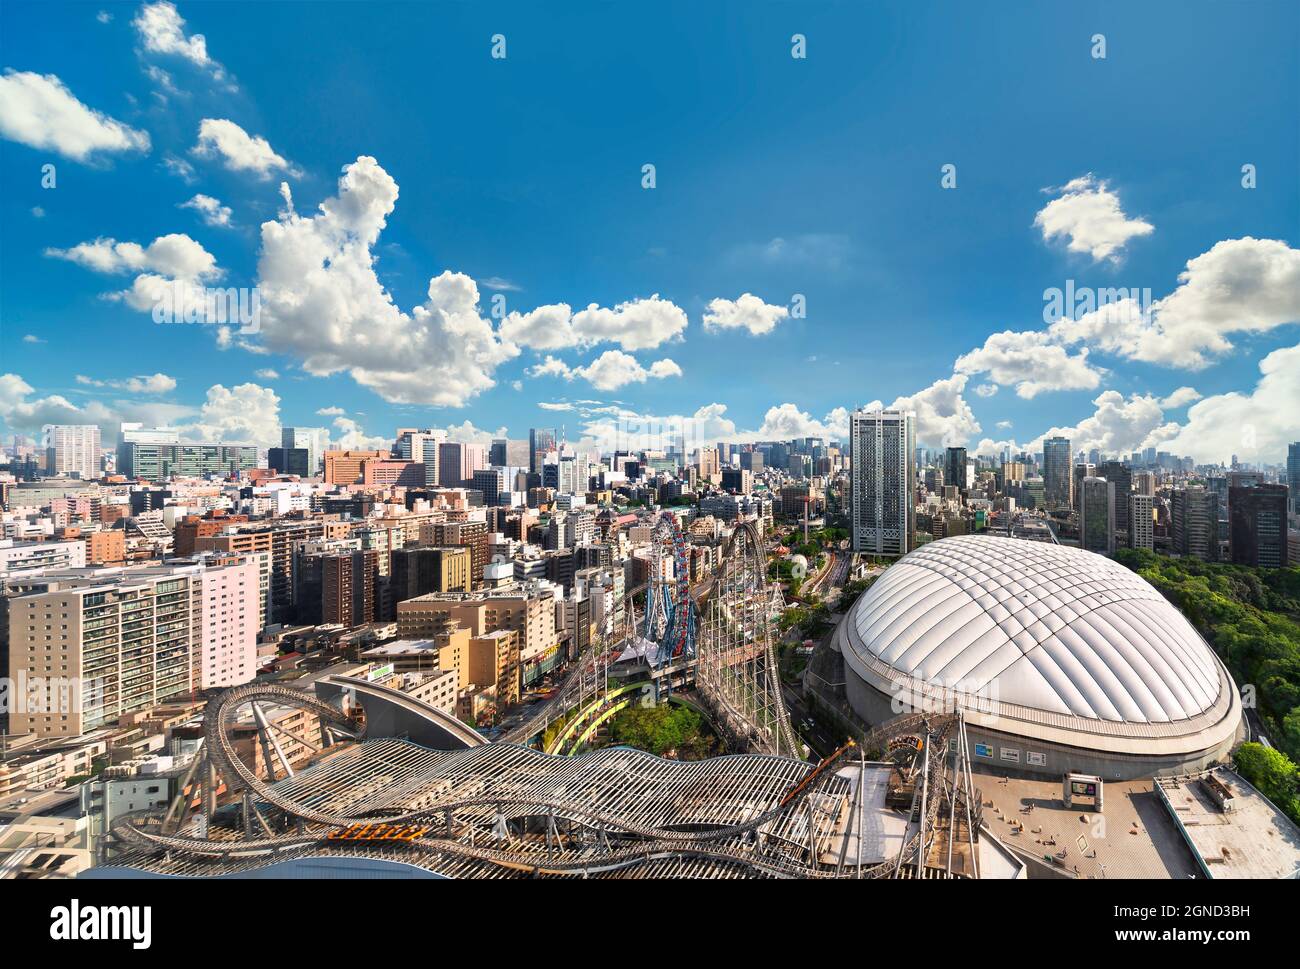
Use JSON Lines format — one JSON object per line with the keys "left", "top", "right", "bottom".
{"left": 75, "top": 372, "right": 177, "bottom": 394}
{"left": 0, "top": 70, "right": 150, "bottom": 161}
{"left": 183, "top": 382, "right": 281, "bottom": 446}
{"left": 192, "top": 118, "right": 296, "bottom": 178}
{"left": 1158, "top": 386, "right": 1201, "bottom": 409}
{"left": 133, "top": 2, "right": 233, "bottom": 87}
{"left": 955, "top": 329, "right": 1104, "bottom": 398}
{"left": 529, "top": 350, "right": 682, "bottom": 391}
{"left": 1049, "top": 238, "right": 1300, "bottom": 370}
{"left": 180, "top": 193, "right": 232, "bottom": 227}
{"left": 702, "top": 293, "right": 790, "bottom": 336}
{"left": 250, "top": 156, "right": 518, "bottom": 406}
{"left": 1158, "top": 343, "right": 1300, "bottom": 465}
{"left": 1034, "top": 173, "right": 1153, "bottom": 262}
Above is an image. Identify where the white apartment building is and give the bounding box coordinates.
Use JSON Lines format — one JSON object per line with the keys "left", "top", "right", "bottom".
{"left": 1129, "top": 493, "right": 1154, "bottom": 551}
{"left": 0, "top": 538, "right": 87, "bottom": 577}
{"left": 42, "top": 424, "right": 101, "bottom": 479}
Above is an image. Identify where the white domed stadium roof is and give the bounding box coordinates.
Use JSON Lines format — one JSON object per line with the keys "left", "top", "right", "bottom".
{"left": 843, "top": 536, "right": 1226, "bottom": 726}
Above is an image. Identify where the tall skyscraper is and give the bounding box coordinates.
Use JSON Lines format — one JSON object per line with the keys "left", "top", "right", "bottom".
{"left": 281, "top": 427, "right": 327, "bottom": 475}
{"left": 557, "top": 454, "right": 584, "bottom": 495}
{"left": 1096, "top": 459, "right": 1132, "bottom": 538}
{"left": 438, "top": 442, "right": 487, "bottom": 487}
{"left": 1172, "top": 486, "right": 1220, "bottom": 562}
{"left": 944, "top": 447, "right": 968, "bottom": 497}
{"left": 42, "top": 424, "right": 101, "bottom": 479}
{"left": 849, "top": 409, "right": 915, "bottom": 557}
{"left": 1079, "top": 476, "right": 1116, "bottom": 555}
{"left": 1229, "top": 483, "right": 1288, "bottom": 568}
{"left": 1043, "top": 436, "right": 1072, "bottom": 510}
{"left": 529, "top": 427, "right": 556, "bottom": 474}
{"left": 1072, "top": 462, "right": 1095, "bottom": 513}
{"left": 396, "top": 429, "right": 444, "bottom": 465}
{"left": 1288, "top": 442, "right": 1300, "bottom": 515}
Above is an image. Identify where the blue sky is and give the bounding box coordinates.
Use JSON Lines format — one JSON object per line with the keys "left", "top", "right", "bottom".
{"left": 1, "top": 1, "right": 1297, "bottom": 464}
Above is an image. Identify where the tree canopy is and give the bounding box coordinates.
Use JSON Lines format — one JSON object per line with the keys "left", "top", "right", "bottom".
{"left": 608, "top": 704, "right": 718, "bottom": 760}
{"left": 1115, "top": 550, "right": 1300, "bottom": 825}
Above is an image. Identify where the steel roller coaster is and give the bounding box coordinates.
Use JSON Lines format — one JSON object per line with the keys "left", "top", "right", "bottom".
{"left": 107, "top": 671, "right": 984, "bottom": 879}
{"left": 103, "top": 515, "right": 990, "bottom": 878}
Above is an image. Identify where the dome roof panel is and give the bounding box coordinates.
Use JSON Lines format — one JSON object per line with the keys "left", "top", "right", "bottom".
{"left": 843, "top": 535, "right": 1225, "bottom": 725}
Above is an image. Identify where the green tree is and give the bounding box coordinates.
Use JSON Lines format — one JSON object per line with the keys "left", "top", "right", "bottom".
{"left": 1234, "top": 742, "right": 1300, "bottom": 824}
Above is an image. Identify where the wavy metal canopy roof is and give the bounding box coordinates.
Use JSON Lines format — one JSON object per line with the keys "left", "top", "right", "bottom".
{"left": 844, "top": 536, "right": 1222, "bottom": 724}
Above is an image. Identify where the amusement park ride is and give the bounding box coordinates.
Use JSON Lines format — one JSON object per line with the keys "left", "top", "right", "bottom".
{"left": 98, "top": 513, "right": 990, "bottom": 879}
{"left": 498, "top": 512, "right": 796, "bottom": 757}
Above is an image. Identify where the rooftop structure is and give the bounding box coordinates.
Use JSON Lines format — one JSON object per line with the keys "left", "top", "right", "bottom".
{"left": 1155, "top": 767, "right": 1300, "bottom": 878}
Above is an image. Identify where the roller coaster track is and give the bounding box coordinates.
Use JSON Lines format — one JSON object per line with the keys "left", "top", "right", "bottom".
{"left": 113, "top": 733, "right": 863, "bottom": 877}
{"left": 109, "top": 518, "right": 986, "bottom": 878}
{"left": 506, "top": 517, "right": 797, "bottom": 758}
{"left": 114, "top": 679, "right": 977, "bottom": 879}
{"left": 694, "top": 521, "right": 800, "bottom": 758}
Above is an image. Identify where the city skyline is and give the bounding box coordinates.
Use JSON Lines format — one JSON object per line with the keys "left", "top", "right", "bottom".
{"left": 2, "top": 2, "right": 1300, "bottom": 901}
{"left": 2, "top": 2, "right": 1298, "bottom": 466}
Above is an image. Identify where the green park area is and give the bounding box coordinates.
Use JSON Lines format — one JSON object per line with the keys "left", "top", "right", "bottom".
{"left": 1116, "top": 549, "right": 1300, "bottom": 824}
{"left": 604, "top": 703, "right": 720, "bottom": 761}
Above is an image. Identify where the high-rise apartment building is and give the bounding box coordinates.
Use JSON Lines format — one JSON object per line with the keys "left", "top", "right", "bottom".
{"left": 1001, "top": 461, "right": 1026, "bottom": 486}
{"left": 42, "top": 425, "right": 101, "bottom": 479}
{"left": 1043, "top": 436, "right": 1072, "bottom": 510}
{"left": 389, "top": 546, "right": 472, "bottom": 614}
{"left": 321, "top": 548, "right": 383, "bottom": 626}
{"left": 419, "top": 520, "right": 488, "bottom": 583}
{"left": 4, "top": 559, "right": 259, "bottom": 737}
{"left": 193, "top": 519, "right": 328, "bottom": 624}
{"left": 1129, "top": 493, "right": 1154, "bottom": 551}
{"left": 849, "top": 410, "right": 915, "bottom": 557}
{"left": 698, "top": 446, "right": 720, "bottom": 479}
